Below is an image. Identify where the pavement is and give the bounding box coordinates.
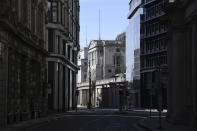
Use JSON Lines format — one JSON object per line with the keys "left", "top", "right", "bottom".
{"left": 136, "top": 116, "right": 196, "bottom": 131}
{"left": 0, "top": 113, "right": 69, "bottom": 131}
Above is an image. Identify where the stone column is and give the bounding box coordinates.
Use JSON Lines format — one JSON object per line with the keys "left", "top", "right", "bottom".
{"left": 168, "top": 19, "right": 186, "bottom": 123}
{"left": 192, "top": 21, "right": 197, "bottom": 125}
{"left": 184, "top": 27, "right": 193, "bottom": 118}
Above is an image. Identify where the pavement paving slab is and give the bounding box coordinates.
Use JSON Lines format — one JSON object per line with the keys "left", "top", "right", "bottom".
{"left": 137, "top": 117, "right": 197, "bottom": 131}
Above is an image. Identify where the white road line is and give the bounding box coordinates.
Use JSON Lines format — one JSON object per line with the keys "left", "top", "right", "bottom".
{"left": 59, "top": 114, "right": 147, "bottom": 119}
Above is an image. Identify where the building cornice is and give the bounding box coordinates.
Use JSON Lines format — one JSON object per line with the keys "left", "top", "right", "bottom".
{"left": 49, "top": 53, "right": 79, "bottom": 71}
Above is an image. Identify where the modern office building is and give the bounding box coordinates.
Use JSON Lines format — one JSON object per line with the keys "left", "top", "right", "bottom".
{"left": 77, "top": 47, "right": 88, "bottom": 84}
{"left": 166, "top": 0, "right": 197, "bottom": 126}
{"left": 0, "top": 0, "right": 48, "bottom": 128}
{"left": 46, "top": 0, "right": 80, "bottom": 112}
{"left": 140, "top": 0, "right": 168, "bottom": 108}
{"left": 126, "top": 0, "right": 143, "bottom": 108}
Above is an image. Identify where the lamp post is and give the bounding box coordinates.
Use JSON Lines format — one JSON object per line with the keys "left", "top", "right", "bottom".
{"left": 76, "top": 88, "right": 79, "bottom": 112}
{"left": 156, "top": 57, "right": 163, "bottom": 129}
{"left": 88, "top": 60, "right": 92, "bottom": 109}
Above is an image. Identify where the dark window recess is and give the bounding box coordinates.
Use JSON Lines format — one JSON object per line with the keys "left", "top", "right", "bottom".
{"left": 68, "top": 46, "right": 70, "bottom": 60}
{"left": 48, "top": 62, "right": 54, "bottom": 109}
{"left": 116, "top": 48, "right": 120, "bottom": 52}
{"left": 116, "top": 56, "right": 121, "bottom": 66}
{"left": 48, "top": 1, "right": 58, "bottom": 23}
{"left": 108, "top": 69, "right": 112, "bottom": 73}
{"left": 57, "top": 36, "right": 60, "bottom": 54}
{"left": 63, "top": 41, "right": 66, "bottom": 56}
{"left": 84, "top": 74, "right": 87, "bottom": 79}
{"left": 48, "top": 29, "right": 54, "bottom": 52}
{"left": 72, "top": 50, "right": 74, "bottom": 62}
{"left": 115, "top": 68, "right": 121, "bottom": 74}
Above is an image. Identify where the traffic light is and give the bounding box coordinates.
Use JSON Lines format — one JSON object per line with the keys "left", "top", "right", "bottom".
{"left": 119, "top": 87, "right": 123, "bottom": 95}
{"left": 126, "top": 90, "right": 129, "bottom": 96}
{"left": 76, "top": 88, "right": 79, "bottom": 96}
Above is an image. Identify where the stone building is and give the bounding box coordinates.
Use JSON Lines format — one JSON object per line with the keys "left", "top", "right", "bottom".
{"left": 46, "top": 0, "right": 80, "bottom": 112}
{"left": 140, "top": 0, "right": 168, "bottom": 109}
{"left": 116, "top": 32, "right": 126, "bottom": 41}
{"left": 77, "top": 33, "right": 126, "bottom": 108}
{"left": 88, "top": 39, "right": 125, "bottom": 81}
{"left": 77, "top": 74, "right": 126, "bottom": 108}
{"left": 166, "top": 0, "right": 197, "bottom": 126}
{"left": 126, "top": 0, "right": 143, "bottom": 108}
{"left": 0, "top": 0, "right": 48, "bottom": 128}
{"left": 77, "top": 47, "right": 88, "bottom": 84}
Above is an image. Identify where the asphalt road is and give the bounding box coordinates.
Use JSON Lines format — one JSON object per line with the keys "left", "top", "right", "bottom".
{"left": 26, "top": 109, "right": 163, "bottom": 131}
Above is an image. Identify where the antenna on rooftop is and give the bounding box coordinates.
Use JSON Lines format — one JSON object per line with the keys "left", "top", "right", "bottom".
{"left": 86, "top": 25, "right": 88, "bottom": 47}
{"left": 99, "top": 9, "right": 101, "bottom": 40}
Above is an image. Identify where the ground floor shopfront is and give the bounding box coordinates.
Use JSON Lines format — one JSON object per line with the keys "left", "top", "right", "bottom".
{"left": 47, "top": 59, "right": 78, "bottom": 112}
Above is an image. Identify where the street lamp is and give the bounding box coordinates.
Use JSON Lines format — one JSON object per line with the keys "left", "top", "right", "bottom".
{"left": 76, "top": 88, "right": 79, "bottom": 112}
{"left": 156, "top": 57, "right": 163, "bottom": 129}
{"left": 88, "top": 60, "right": 92, "bottom": 109}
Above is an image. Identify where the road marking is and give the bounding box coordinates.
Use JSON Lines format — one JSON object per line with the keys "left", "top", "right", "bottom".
{"left": 58, "top": 114, "right": 147, "bottom": 119}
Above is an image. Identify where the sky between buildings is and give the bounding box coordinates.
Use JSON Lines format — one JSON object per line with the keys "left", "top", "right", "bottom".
{"left": 80, "top": 0, "right": 129, "bottom": 47}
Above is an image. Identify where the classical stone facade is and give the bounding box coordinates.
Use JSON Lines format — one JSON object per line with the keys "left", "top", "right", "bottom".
{"left": 0, "top": 0, "right": 48, "bottom": 128}
{"left": 77, "top": 74, "right": 126, "bottom": 108}
{"left": 46, "top": 0, "right": 80, "bottom": 112}
{"left": 77, "top": 33, "right": 126, "bottom": 108}
{"left": 88, "top": 39, "right": 125, "bottom": 81}
{"left": 77, "top": 47, "right": 88, "bottom": 84}
{"left": 166, "top": 0, "right": 197, "bottom": 126}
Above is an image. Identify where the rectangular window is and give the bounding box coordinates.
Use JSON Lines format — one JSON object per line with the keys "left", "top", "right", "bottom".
{"left": 72, "top": 50, "right": 75, "bottom": 63}
{"left": 63, "top": 40, "right": 66, "bottom": 56}
{"left": 67, "top": 45, "right": 70, "bottom": 60}
{"left": 48, "top": 29, "right": 54, "bottom": 52}
{"left": 116, "top": 56, "right": 121, "bottom": 66}
{"left": 52, "top": 2, "right": 58, "bottom": 22}
{"left": 56, "top": 36, "right": 60, "bottom": 54}
{"left": 48, "top": 1, "right": 58, "bottom": 23}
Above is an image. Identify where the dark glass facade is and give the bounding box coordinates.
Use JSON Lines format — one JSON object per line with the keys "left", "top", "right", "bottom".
{"left": 126, "top": 0, "right": 143, "bottom": 107}
{"left": 140, "top": 0, "right": 168, "bottom": 108}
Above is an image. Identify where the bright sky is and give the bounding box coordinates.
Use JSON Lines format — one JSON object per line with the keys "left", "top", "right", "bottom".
{"left": 80, "top": 0, "right": 129, "bottom": 47}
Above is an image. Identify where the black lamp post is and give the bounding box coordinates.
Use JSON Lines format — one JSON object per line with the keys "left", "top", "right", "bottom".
{"left": 88, "top": 60, "right": 92, "bottom": 110}
{"left": 156, "top": 57, "right": 163, "bottom": 129}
